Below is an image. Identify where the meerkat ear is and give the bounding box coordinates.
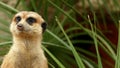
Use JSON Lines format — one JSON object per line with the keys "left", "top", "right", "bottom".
{"left": 41, "top": 22, "right": 47, "bottom": 33}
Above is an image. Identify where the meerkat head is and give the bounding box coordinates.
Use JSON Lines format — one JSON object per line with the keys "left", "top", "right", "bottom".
{"left": 10, "top": 11, "right": 47, "bottom": 37}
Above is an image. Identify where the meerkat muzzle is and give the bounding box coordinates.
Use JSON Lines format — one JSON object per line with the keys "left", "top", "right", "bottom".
{"left": 17, "top": 24, "right": 24, "bottom": 31}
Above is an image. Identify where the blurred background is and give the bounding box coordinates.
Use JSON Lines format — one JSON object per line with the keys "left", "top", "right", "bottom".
{"left": 0, "top": 0, "right": 120, "bottom": 68}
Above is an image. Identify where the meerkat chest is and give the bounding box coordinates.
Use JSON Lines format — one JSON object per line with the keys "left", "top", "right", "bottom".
{"left": 9, "top": 43, "right": 42, "bottom": 67}
{"left": 11, "top": 50, "right": 40, "bottom": 68}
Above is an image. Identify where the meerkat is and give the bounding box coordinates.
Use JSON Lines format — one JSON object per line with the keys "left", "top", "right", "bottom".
{"left": 1, "top": 11, "right": 48, "bottom": 68}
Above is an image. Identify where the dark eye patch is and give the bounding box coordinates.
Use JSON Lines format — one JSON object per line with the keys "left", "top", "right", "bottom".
{"left": 15, "top": 16, "right": 21, "bottom": 23}
{"left": 26, "top": 17, "right": 36, "bottom": 25}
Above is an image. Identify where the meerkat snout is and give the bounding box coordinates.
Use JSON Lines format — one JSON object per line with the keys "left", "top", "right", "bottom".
{"left": 17, "top": 24, "right": 24, "bottom": 31}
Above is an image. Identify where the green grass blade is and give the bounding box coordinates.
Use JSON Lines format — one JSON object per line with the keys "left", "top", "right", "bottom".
{"left": 42, "top": 46, "right": 65, "bottom": 68}
{"left": 42, "top": 42, "right": 68, "bottom": 50}
{"left": 115, "top": 21, "right": 120, "bottom": 68}
{"left": 30, "top": 0, "right": 38, "bottom": 12}
{"left": 0, "top": 41, "right": 12, "bottom": 46}
{"left": 55, "top": 17, "right": 85, "bottom": 68}
{"left": 88, "top": 15, "right": 103, "bottom": 68}
{"left": 46, "top": 29, "right": 70, "bottom": 49}
{"left": 95, "top": 33, "right": 116, "bottom": 60}
{"left": 43, "top": 1, "right": 49, "bottom": 22}
{"left": 14, "top": 0, "right": 21, "bottom": 8}
{"left": 21, "top": 0, "right": 29, "bottom": 11}
{"left": 48, "top": 62, "right": 55, "bottom": 68}
{"left": 0, "top": 1, "right": 18, "bottom": 13}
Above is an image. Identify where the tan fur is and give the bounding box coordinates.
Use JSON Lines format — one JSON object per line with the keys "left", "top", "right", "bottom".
{"left": 1, "top": 11, "right": 48, "bottom": 68}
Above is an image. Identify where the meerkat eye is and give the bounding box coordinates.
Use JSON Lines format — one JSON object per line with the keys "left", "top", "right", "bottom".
{"left": 26, "top": 17, "right": 36, "bottom": 25}
{"left": 15, "top": 16, "right": 21, "bottom": 23}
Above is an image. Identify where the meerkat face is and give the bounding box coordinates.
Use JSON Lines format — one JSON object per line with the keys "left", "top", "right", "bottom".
{"left": 10, "top": 11, "right": 47, "bottom": 37}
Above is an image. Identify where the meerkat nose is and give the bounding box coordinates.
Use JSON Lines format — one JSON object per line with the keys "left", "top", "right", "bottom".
{"left": 17, "top": 24, "right": 24, "bottom": 31}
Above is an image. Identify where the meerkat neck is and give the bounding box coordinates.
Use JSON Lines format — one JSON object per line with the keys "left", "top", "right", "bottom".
{"left": 12, "top": 35, "right": 42, "bottom": 52}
